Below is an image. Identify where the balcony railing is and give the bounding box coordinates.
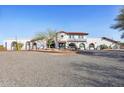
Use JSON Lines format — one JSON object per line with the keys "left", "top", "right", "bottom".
{"left": 58, "top": 38, "right": 86, "bottom": 42}
{"left": 67, "top": 38, "right": 87, "bottom": 42}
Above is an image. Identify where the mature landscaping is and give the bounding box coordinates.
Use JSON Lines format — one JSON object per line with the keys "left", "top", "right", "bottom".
{"left": 0, "top": 6, "right": 124, "bottom": 87}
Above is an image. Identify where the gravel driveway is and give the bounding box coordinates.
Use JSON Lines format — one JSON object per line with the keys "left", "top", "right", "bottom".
{"left": 0, "top": 51, "right": 124, "bottom": 87}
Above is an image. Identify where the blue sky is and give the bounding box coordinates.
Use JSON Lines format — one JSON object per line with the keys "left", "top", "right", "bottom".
{"left": 0, "top": 5, "right": 123, "bottom": 43}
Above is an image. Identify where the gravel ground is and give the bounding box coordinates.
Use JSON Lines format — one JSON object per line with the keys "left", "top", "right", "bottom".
{"left": 0, "top": 51, "right": 124, "bottom": 87}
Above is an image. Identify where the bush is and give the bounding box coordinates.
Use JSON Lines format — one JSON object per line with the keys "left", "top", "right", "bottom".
{"left": 17, "top": 43, "right": 24, "bottom": 50}
{"left": 120, "top": 42, "right": 124, "bottom": 49}
{"left": 109, "top": 45, "right": 112, "bottom": 49}
{"left": 11, "top": 42, "right": 24, "bottom": 50}
{"left": 113, "top": 44, "right": 119, "bottom": 49}
{"left": 100, "top": 44, "right": 108, "bottom": 50}
{"left": 0, "top": 45, "right": 6, "bottom": 51}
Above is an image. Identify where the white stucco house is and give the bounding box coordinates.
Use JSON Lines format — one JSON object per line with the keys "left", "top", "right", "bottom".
{"left": 56, "top": 31, "right": 120, "bottom": 50}
{"left": 56, "top": 31, "right": 88, "bottom": 49}
{"left": 3, "top": 31, "right": 120, "bottom": 50}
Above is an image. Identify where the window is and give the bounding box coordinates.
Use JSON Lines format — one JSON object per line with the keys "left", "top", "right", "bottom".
{"left": 61, "top": 35, "right": 64, "bottom": 38}
{"left": 78, "top": 35, "right": 83, "bottom": 39}
{"left": 72, "top": 35, "right": 74, "bottom": 38}
{"left": 82, "top": 36, "right": 84, "bottom": 39}
{"left": 69, "top": 35, "right": 75, "bottom": 39}
{"left": 78, "top": 35, "right": 81, "bottom": 39}
{"left": 79, "top": 35, "right": 84, "bottom": 39}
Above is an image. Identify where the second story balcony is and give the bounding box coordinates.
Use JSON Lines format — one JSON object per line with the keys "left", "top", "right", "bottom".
{"left": 57, "top": 37, "right": 87, "bottom": 42}
{"left": 56, "top": 31, "right": 88, "bottom": 42}
{"left": 66, "top": 38, "right": 87, "bottom": 42}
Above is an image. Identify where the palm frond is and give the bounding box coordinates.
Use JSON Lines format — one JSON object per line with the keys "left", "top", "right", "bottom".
{"left": 111, "top": 7, "right": 124, "bottom": 38}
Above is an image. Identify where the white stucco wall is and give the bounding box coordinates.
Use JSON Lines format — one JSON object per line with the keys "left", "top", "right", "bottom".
{"left": 3, "top": 39, "right": 30, "bottom": 50}
{"left": 35, "top": 40, "right": 47, "bottom": 49}
{"left": 86, "top": 38, "right": 119, "bottom": 49}
{"left": 86, "top": 38, "right": 101, "bottom": 49}
{"left": 57, "top": 33, "right": 68, "bottom": 42}
{"left": 2, "top": 35, "right": 120, "bottom": 50}
{"left": 57, "top": 32, "right": 87, "bottom": 42}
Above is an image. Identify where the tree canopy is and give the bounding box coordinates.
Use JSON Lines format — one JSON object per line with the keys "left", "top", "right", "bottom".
{"left": 32, "top": 29, "right": 56, "bottom": 41}
{"left": 32, "top": 29, "right": 57, "bottom": 48}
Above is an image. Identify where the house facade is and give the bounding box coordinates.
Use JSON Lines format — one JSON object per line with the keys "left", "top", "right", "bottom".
{"left": 56, "top": 31, "right": 88, "bottom": 50}
{"left": 86, "top": 37, "right": 120, "bottom": 50}
{"left": 56, "top": 31, "right": 120, "bottom": 50}
{"left": 3, "top": 31, "right": 120, "bottom": 50}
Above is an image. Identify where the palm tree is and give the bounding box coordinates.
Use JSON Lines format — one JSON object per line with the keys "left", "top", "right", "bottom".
{"left": 111, "top": 8, "right": 124, "bottom": 38}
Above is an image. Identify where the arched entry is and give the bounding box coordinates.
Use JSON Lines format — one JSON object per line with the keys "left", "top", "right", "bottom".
{"left": 68, "top": 43, "right": 77, "bottom": 50}
{"left": 58, "top": 42, "right": 66, "bottom": 49}
{"left": 11, "top": 41, "right": 18, "bottom": 51}
{"left": 79, "top": 43, "right": 85, "bottom": 50}
{"left": 25, "top": 41, "right": 31, "bottom": 50}
{"left": 32, "top": 42, "right": 37, "bottom": 50}
{"left": 89, "top": 43, "right": 95, "bottom": 50}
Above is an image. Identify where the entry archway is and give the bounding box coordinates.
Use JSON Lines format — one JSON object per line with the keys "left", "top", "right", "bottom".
{"left": 25, "top": 41, "right": 31, "bottom": 50}
{"left": 68, "top": 43, "right": 77, "bottom": 50}
{"left": 89, "top": 43, "right": 95, "bottom": 50}
{"left": 32, "top": 42, "right": 37, "bottom": 50}
{"left": 11, "top": 41, "right": 18, "bottom": 51}
{"left": 79, "top": 43, "right": 85, "bottom": 50}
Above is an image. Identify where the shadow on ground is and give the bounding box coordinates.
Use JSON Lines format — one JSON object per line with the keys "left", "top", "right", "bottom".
{"left": 70, "top": 62, "right": 124, "bottom": 87}
{"left": 76, "top": 50, "right": 124, "bottom": 62}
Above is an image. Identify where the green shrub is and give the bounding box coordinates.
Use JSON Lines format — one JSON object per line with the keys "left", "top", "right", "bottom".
{"left": 11, "top": 42, "right": 24, "bottom": 50}
{"left": 17, "top": 43, "right": 24, "bottom": 50}
{"left": 120, "top": 42, "right": 124, "bottom": 46}
{"left": 0, "top": 45, "right": 6, "bottom": 51}
{"left": 100, "top": 44, "right": 108, "bottom": 50}
{"left": 113, "top": 44, "right": 119, "bottom": 49}
{"left": 109, "top": 45, "right": 112, "bottom": 49}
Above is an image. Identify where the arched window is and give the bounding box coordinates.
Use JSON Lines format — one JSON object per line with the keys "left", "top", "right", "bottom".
{"left": 79, "top": 43, "right": 85, "bottom": 50}
{"left": 89, "top": 43, "right": 95, "bottom": 50}
{"left": 68, "top": 43, "right": 77, "bottom": 50}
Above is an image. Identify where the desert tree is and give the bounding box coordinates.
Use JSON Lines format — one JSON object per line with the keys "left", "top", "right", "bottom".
{"left": 32, "top": 29, "right": 57, "bottom": 48}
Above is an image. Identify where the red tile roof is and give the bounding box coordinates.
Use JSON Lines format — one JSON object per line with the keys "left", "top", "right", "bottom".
{"left": 102, "top": 37, "right": 119, "bottom": 44}
{"left": 58, "top": 31, "right": 88, "bottom": 35}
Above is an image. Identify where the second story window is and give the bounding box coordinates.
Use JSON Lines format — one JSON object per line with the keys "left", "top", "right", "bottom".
{"left": 61, "top": 35, "right": 64, "bottom": 38}
{"left": 69, "top": 35, "right": 75, "bottom": 39}
{"left": 72, "top": 35, "right": 74, "bottom": 38}
{"left": 78, "top": 35, "right": 81, "bottom": 39}
{"left": 78, "top": 35, "right": 84, "bottom": 39}
{"left": 81, "top": 35, "right": 84, "bottom": 39}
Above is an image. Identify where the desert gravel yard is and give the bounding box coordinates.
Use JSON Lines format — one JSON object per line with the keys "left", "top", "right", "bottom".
{"left": 0, "top": 51, "right": 124, "bottom": 87}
